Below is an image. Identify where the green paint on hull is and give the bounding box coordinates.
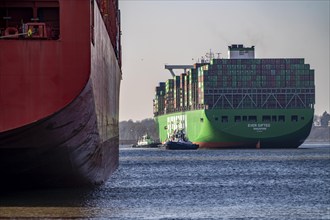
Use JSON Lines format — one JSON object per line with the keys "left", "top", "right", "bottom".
{"left": 155, "top": 108, "right": 314, "bottom": 148}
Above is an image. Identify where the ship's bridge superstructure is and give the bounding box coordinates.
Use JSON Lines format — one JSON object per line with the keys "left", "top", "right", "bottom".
{"left": 228, "top": 44, "right": 255, "bottom": 59}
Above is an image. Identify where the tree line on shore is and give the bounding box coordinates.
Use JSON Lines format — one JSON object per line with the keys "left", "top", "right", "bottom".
{"left": 120, "top": 112, "right": 330, "bottom": 141}
{"left": 119, "top": 118, "right": 158, "bottom": 141}
{"left": 314, "top": 111, "right": 330, "bottom": 127}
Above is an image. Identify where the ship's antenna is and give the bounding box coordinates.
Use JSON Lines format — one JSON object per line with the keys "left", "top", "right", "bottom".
{"left": 217, "top": 52, "right": 221, "bottom": 59}
{"left": 205, "top": 49, "right": 214, "bottom": 62}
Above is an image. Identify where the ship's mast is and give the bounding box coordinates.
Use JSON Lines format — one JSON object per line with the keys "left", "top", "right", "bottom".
{"left": 205, "top": 49, "right": 214, "bottom": 62}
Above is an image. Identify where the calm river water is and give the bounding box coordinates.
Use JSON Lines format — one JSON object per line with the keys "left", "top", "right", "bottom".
{"left": 0, "top": 144, "right": 329, "bottom": 219}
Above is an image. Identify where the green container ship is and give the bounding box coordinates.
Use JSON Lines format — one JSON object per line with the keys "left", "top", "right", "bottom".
{"left": 153, "top": 45, "right": 315, "bottom": 148}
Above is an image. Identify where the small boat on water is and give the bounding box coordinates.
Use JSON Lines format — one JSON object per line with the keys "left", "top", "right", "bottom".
{"left": 132, "top": 134, "right": 160, "bottom": 148}
{"left": 162, "top": 129, "right": 199, "bottom": 150}
{"left": 164, "top": 140, "right": 199, "bottom": 150}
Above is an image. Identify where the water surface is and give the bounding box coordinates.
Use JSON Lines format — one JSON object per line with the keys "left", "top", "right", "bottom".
{"left": 1, "top": 145, "right": 329, "bottom": 219}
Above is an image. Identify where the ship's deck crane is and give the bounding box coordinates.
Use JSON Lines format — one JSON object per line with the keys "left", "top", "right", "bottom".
{"left": 165, "top": 65, "right": 194, "bottom": 77}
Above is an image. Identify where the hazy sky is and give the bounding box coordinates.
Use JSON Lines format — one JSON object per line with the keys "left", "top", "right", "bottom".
{"left": 119, "top": 0, "right": 329, "bottom": 121}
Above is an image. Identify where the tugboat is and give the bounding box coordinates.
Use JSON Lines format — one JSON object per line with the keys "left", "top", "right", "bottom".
{"left": 162, "top": 129, "right": 199, "bottom": 150}
{"left": 132, "top": 134, "right": 160, "bottom": 148}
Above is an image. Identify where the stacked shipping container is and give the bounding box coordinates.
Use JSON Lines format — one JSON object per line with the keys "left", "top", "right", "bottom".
{"left": 173, "top": 76, "right": 180, "bottom": 109}
{"left": 153, "top": 82, "right": 165, "bottom": 115}
{"left": 203, "top": 58, "right": 313, "bottom": 89}
{"left": 164, "top": 79, "right": 174, "bottom": 113}
{"left": 179, "top": 73, "right": 186, "bottom": 108}
{"left": 184, "top": 73, "right": 189, "bottom": 109}
{"left": 153, "top": 57, "right": 315, "bottom": 116}
{"left": 188, "top": 68, "right": 198, "bottom": 108}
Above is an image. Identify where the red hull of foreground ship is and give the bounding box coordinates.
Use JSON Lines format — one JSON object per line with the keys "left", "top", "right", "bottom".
{"left": 0, "top": 0, "right": 122, "bottom": 188}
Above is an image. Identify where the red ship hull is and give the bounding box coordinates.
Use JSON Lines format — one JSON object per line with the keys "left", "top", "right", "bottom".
{"left": 0, "top": 0, "right": 121, "bottom": 188}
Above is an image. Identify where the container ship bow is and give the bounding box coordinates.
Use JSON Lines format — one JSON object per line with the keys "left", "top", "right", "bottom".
{"left": 0, "top": 0, "right": 121, "bottom": 188}
{"left": 154, "top": 45, "right": 315, "bottom": 148}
